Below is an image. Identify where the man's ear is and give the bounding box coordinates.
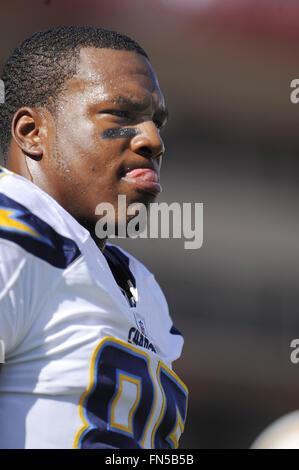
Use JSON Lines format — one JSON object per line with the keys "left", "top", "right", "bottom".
{"left": 11, "top": 107, "right": 44, "bottom": 160}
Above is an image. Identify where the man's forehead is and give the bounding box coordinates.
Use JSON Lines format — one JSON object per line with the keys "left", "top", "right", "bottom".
{"left": 75, "top": 47, "right": 156, "bottom": 86}
{"left": 67, "top": 47, "right": 164, "bottom": 106}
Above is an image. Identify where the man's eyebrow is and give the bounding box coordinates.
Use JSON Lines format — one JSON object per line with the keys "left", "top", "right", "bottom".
{"left": 111, "top": 95, "right": 169, "bottom": 121}
{"left": 111, "top": 95, "right": 149, "bottom": 110}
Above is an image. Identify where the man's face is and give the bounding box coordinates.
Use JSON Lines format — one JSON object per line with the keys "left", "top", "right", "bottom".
{"left": 42, "top": 47, "right": 167, "bottom": 232}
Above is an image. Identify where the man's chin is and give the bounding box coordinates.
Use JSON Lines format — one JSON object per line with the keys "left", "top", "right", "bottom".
{"left": 135, "top": 188, "right": 158, "bottom": 204}
{"left": 116, "top": 209, "right": 148, "bottom": 237}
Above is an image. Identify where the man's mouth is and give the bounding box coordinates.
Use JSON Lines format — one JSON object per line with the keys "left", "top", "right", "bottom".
{"left": 121, "top": 168, "right": 162, "bottom": 195}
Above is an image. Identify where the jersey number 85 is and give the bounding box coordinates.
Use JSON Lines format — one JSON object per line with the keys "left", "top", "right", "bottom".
{"left": 74, "top": 337, "right": 188, "bottom": 449}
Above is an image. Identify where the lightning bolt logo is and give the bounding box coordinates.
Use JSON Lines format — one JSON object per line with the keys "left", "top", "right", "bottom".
{"left": 0, "top": 207, "right": 54, "bottom": 247}
{"left": 0, "top": 192, "right": 81, "bottom": 268}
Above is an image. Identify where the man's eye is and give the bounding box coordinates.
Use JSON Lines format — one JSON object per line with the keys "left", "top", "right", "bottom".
{"left": 108, "top": 110, "right": 130, "bottom": 118}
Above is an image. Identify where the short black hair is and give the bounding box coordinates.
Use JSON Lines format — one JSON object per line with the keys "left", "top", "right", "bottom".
{"left": 0, "top": 25, "right": 149, "bottom": 160}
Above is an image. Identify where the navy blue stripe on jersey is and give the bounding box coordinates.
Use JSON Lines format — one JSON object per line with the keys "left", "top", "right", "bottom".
{"left": 103, "top": 245, "right": 136, "bottom": 306}
{"left": 0, "top": 193, "right": 81, "bottom": 268}
{"left": 106, "top": 245, "right": 133, "bottom": 279}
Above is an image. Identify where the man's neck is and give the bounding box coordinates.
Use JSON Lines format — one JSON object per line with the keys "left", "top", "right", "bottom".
{"left": 76, "top": 217, "right": 107, "bottom": 252}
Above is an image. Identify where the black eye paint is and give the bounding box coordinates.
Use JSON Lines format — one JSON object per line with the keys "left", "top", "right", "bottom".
{"left": 101, "top": 127, "right": 141, "bottom": 140}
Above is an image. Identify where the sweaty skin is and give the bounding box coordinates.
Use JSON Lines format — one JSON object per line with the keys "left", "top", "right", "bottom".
{"left": 6, "top": 48, "right": 168, "bottom": 250}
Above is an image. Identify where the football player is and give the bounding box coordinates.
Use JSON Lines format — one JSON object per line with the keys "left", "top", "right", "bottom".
{"left": 0, "top": 26, "right": 188, "bottom": 449}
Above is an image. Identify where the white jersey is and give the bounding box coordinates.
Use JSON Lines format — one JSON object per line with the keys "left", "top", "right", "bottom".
{"left": 0, "top": 167, "right": 188, "bottom": 449}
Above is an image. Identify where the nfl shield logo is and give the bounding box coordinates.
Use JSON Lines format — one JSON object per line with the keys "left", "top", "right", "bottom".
{"left": 138, "top": 320, "right": 146, "bottom": 336}
{"left": 134, "top": 312, "right": 148, "bottom": 338}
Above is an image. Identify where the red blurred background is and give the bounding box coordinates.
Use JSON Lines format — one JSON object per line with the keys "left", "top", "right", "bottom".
{"left": 1, "top": 0, "right": 299, "bottom": 448}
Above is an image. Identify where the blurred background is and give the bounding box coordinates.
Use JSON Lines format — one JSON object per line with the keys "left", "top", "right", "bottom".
{"left": 1, "top": 0, "right": 299, "bottom": 449}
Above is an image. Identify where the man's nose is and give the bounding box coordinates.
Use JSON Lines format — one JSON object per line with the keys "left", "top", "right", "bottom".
{"left": 130, "top": 121, "right": 165, "bottom": 160}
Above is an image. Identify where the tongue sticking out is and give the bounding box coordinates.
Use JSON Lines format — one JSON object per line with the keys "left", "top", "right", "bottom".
{"left": 122, "top": 168, "right": 162, "bottom": 195}
{"left": 123, "top": 168, "right": 158, "bottom": 182}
